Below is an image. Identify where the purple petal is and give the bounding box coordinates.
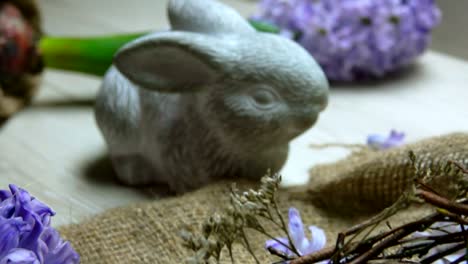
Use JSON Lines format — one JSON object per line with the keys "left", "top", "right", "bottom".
{"left": 4, "top": 185, "right": 54, "bottom": 228}
{"left": 265, "top": 237, "right": 293, "bottom": 256}
{"left": 0, "top": 248, "right": 39, "bottom": 264}
{"left": 304, "top": 226, "right": 327, "bottom": 254}
{"left": 367, "top": 134, "right": 387, "bottom": 148}
{"left": 0, "top": 198, "right": 15, "bottom": 218}
{"left": 19, "top": 215, "right": 44, "bottom": 251}
{"left": 0, "top": 218, "right": 27, "bottom": 258}
{"left": 0, "top": 190, "right": 12, "bottom": 201}
{"left": 288, "top": 207, "right": 306, "bottom": 253}
{"left": 367, "top": 130, "right": 405, "bottom": 150}
{"left": 41, "top": 228, "right": 80, "bottom": 264}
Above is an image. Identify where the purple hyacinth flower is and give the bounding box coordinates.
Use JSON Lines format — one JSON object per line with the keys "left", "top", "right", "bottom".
{"left": 265, "top": 207, "right": 326, "bottom": 257}
{"left": 367, "top": 130, "right": 405, "bottom": 150}
{"left": 254, "top": 0, "right": 441, "bottom": 81}
{"left": 0, "top": 184, "right": 80, "bottom": 264}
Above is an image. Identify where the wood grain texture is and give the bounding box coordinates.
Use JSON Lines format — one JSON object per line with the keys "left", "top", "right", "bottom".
{"left": 0, "top": 0, "right": 467, "bottom": 226}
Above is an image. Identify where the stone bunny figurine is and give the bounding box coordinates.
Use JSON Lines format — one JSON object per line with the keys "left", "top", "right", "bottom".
{"left": 95, "top": 0, "right": 329, "bottom": 192}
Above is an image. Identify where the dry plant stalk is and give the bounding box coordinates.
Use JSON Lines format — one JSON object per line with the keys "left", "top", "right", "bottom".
{"left": 181, "top": 173, "right": 301, "bottom": 264}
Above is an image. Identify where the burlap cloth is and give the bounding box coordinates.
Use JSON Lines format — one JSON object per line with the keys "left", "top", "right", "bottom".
{"left": 59, "top": 132, "right": 468, "bottom": 263}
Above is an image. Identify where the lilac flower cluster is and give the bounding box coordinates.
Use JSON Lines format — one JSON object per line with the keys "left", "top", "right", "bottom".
{"left": 0, "top": 184, "right": 79, "bottom": 264}
{"left": 253, "top": 0, "right": 441, "bottom": 81}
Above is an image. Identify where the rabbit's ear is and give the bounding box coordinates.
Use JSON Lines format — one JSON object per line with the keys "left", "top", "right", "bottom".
{"left": 114, "top": 32, "right": 229, "bottom": 93}
{"left": 168, "top": 0, "right": 254, "bottom": 34}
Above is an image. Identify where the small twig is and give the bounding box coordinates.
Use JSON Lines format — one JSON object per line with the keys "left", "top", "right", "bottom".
{"left": 386, "top": 242, "right": 433, "bottom": 260}
{"left": 420, "top": 243, "right": 465, "bottom": 264}
{"left": 261, "top": 205, "right": 290, "bottom": 235}
{"left": 255, "top": 229, "right": 293, "bottom": 255}
{"left": 309, "top": 143, "right": 367, "bottom": 150}
{"left": 414, "top": 178, "right": 441, "bottom": 196}
{"left": 386, "top": 221, "right": 392, "bottom": 230}
{"left": 334, "top": 193, "right": 412, "bottom": 259}
{"left": 348, "top": 213, "right": 443, "bottom": 263}
{"left": 241, "top": 229, "right": 260, "bottom": 264}
{"left": 267, "top": 247, "right": 294, "bottom": 261}
{"left": 289, "top": 245, "right": 336, "bottom": 264}
{"left": 331, "top": 233, "right": 346, "bottom": 263}
{"left": 344, "top": 194, "right": 411, "bottom": 237}
{"left": 348, "top": 228, "right": 409, "bottom": 264}
{"left": 449, "top": 160, "right": 468, "bottom": 174}
{"left": 417, "top": 190, "right": 468, "bottom": 215}
{"left": 436, "top": 208, "right": 468, "bottom": 225}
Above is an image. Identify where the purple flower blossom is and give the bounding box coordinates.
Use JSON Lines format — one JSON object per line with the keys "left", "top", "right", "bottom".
{"left": 367, "top": 130, "right": 405, "bottom": 150}
{"left": 265, "top": 207, "right": 326, "bottom": 257}
{"left": 0, "top": 184, "right": 79, "bottom": 264}
{"left": 254, "top": 0, "right": 441, "bottom": 81}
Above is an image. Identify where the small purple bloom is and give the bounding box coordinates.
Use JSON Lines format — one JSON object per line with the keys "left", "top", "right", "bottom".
{"left": 265, "top": 207, "right": 326, "bottom": 257}
{"left": 254, "top": 0, "right": 441, "bottom": 81}
{"left": 0, "top": 184, "right": 79, "bottom": 264}
{"left": 367, "top": 130, "right": 405, "bottom": 150}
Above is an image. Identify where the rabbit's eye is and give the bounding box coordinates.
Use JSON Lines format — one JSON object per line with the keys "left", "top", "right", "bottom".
{"left": 252, "top": 90, "right": 276, "bottom": 106}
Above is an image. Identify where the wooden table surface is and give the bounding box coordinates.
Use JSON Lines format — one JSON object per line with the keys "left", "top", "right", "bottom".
{"left": 1, "top": 0, "right": 467, "bottom": 226}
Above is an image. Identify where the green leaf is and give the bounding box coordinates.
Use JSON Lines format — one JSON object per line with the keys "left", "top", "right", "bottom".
{"left": 248, "top": 20, "right": 281, "bottom": 34}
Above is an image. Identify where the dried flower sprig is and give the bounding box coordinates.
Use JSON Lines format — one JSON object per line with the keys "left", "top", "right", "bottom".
{"left": 181, "top": 173, "right": 325, "bottom": 263}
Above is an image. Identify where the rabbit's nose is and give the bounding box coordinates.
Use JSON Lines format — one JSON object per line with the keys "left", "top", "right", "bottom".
{"left": 293, "top": 114, "right": 317, "bottom": 132}
{"left": 318, "top": 96, "right": 328, "bottom": 112}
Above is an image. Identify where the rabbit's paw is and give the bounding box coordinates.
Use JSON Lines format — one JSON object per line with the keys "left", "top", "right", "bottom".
{"left": 111, "top": 154, "right": 158, "bottom": 185}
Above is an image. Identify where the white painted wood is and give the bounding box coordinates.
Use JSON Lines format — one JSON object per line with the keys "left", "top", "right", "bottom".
{"left": 0, "top": 0, "right": 467, "bottom": 226}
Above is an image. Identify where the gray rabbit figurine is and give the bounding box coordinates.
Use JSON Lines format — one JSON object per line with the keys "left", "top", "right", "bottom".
{"left": 95, "top": 0, "right": 329, "bottom": 192}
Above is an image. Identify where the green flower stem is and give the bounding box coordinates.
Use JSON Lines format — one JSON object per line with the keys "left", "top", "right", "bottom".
{"left": 39, "top": 20, "right": 279, "bottom": 76}
{"left": 39, "top": 32, "right": 147, "bottom": 76}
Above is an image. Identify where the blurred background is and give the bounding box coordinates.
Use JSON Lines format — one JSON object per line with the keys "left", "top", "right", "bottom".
{"left": 431, "top": 0, "right": 468, "bottom": 61}
{"left": 39, "top": 0, "right": 467, "bottom": 61}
